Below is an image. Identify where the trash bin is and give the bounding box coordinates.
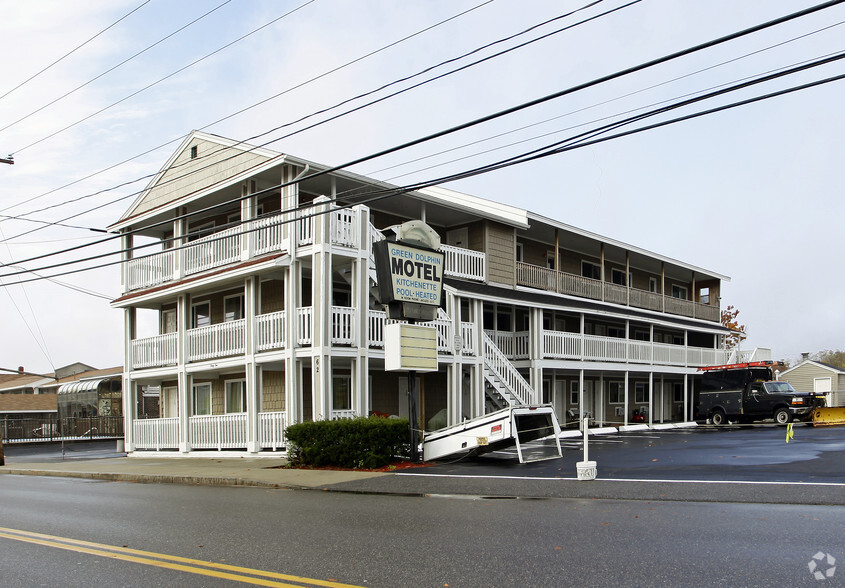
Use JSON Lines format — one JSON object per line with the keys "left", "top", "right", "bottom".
{"left": 116, "top": 439, "right": 125, "bottom": 453}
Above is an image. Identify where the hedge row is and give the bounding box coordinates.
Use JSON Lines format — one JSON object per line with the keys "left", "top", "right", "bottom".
{"left": 285, "top": 416, "right": 410, "bottom": 469}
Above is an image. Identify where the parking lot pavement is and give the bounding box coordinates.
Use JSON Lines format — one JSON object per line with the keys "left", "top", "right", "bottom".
{"left": 321, "top": 423, "right": 845, "bottom": 504}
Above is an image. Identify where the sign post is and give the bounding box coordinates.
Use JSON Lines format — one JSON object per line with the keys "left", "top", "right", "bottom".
{"left": 374, "top": 221, "right": 445, "bottom": 461}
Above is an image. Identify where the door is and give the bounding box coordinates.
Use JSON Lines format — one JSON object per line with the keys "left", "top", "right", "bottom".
{"left": 162, "top": 386, "right": 178, "bottom": 418}
{"left": 815, "top": 377, "right": 833, "bottom": 406}
{"left": 446, "top": 228, "right": 468, "bottom": 249}
{"left": 745, "top": 382, "right": 768, "bottom": 416}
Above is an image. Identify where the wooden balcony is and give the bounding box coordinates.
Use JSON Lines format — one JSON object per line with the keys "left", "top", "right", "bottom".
{"left": 516, "top": 262, "right": 720, "bottom": 322}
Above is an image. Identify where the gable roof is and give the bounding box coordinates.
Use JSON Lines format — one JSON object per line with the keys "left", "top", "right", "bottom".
{"left": 110, "top": 131, "right": 280, "bottom": 229}
{"left": 779, "top": 359, "right": 845, "bottom": 377}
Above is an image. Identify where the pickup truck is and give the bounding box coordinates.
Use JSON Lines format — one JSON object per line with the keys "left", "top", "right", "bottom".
{"left": 697, "top": 362, "right": 824, "bottom": 425}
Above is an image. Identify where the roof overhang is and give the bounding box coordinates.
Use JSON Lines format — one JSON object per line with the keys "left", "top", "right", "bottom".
{"left": 58, "top": 378, "right": 108, "bottom": 394}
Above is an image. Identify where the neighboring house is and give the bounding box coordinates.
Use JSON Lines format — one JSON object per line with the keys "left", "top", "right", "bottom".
{"left": 0, "top": 365, "right": 124, "bottom": 440}
{"left": 779, "top": 358, "right": 845, "bottom": 407}
{"left": 109, "top": 131, "right": 730, "bottom": 455}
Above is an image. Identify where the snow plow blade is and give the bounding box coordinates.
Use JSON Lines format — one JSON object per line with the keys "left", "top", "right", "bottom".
{"left": 812, "top": 407, "right": 845, "bottom": 427}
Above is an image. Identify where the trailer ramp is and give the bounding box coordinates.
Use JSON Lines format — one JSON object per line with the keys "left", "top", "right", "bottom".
{"left": 422, "top": 405, "right": 562, "bottom": 463}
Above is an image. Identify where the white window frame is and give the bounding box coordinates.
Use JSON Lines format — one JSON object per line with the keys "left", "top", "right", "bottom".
{"left": 193, "top": 383, "right": 212, "bottom": 416}
{"left": 570, "top": 381, "right": 579, "bottom": 406}
{"left": 224, "top": 379, "right": 246, "bottom": 414}
{"left": 649, "top": 277, "right": 659, "bottom": 293}
{"left": 191, "top": 301, "right": 211, "bottom": 328}
{"left": 223, "top": 294, "right": 245, "bottom": 322}
{"left": 671, "top": 284, "right": 688, "bottom": 299}
{"left": 608, "top": 381, "right": 624, "bottom": 404}
{"left": 332, "top": 375, "right": 352, "bottom": 412}
{"left": 634, "top": 382, "right": 648, "bottom": 404}
{"left": 611, "top": 268, "right": 627, "bottom": 286}
{"left": 546, "top": 250, "right": 556, "bottom": 270}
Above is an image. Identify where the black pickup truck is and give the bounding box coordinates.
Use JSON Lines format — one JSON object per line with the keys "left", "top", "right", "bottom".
{"left": 696, "top": 362, "right": 824, "bottom": 425}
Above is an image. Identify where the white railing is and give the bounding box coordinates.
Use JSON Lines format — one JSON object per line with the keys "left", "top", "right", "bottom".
{"left": 256, "top": 311, "right": 286, "bottom": 351}
{"left": 543, "top": 331, "right": 582, "bottom": 359}
{"left": 441, "top": 243, "right": 486, "bottom": 282}
{"left": 126, "top": 249, "right": 176, "bottom": 291}
{"left": 332, "top": 307, "right": 355, "bottom": 345}
{"left": 460, "top": 322, "right": 477, "bottom": 355}
{"left": 133, "top": 417, "right": 179, "bottom": 450}
{"left": 259, "top": 411, "right": 287, "bottom": 450}
{"left": 330, "top": 409, "right": 356, "bottom": 420}
{"left": 297, "top": 307, "right": 313, "bottom": 345}
{"left": 482, "top": 332, "right": 531, "bottom": 406}
{"left": 422, "top": 309, "right": 453, "bottom": 353}
{"left": 541, "top": 329, "right": 729, "bottom": 367}
{"left": 297, "top": 211, "right": 313, "bottom": 246}
{"left": 190, "top": 413, "right": 247, "bottom": 450}
{"left": 184, "top": 225, "right": 242, "bottom": 276}
{"left": 484, "top": 330, "right": 530, "bottom": 360}
{"left": 187, "top": 319, "right": 245, "bottom": 362}
{"left": 253, "top": 215, "right": 286, "bottom": 255}
{"left": 131, "top": 332, "right": 178, "bottom": 369}
{"left": 331, "top": 209, "right": 357, "bottom": 248}
{"left": 368, "top": 309, "right": 387, "bottom": 347}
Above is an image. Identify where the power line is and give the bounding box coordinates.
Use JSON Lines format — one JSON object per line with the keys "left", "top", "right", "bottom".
{"left": 0, "top": 1, "right": 152, "bottom": 103}
{"left": 0, "top": 0, "right": 494, "bottom": 218}
{"left": 1, "top": 0, "right": 841, "bottom": 269}
{"left": 0, "top": 0, "right": 235, "bottom": 136}
{"left": 10, "top": 0, "right": 318, "bottom": 155}
{"left": 0, "top": 0, "right": 613, "bottom": 240}
{"left": 3, "top": 56, "right": 844, "bottom": 286}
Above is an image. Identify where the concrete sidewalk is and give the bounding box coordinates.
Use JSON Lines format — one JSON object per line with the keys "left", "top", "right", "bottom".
{"left": 0, "top": 454, "right": 389, "bottom": 489}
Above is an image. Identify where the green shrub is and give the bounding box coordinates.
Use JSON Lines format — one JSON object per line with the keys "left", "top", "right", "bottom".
{"left": 285, "top": 416, "right": 411, "bottom": 469}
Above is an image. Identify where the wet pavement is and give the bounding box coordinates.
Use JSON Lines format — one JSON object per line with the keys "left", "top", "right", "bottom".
{"left": 2, "top": 423, "right": 845, "bottom": 505}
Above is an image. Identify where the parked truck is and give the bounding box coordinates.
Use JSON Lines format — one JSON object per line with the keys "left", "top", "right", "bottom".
{"left": 696, "top": 361, "right": 825, "bottom": 425}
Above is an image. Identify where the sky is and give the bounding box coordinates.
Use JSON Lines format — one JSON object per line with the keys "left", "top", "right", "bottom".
{"left": 0, "top": 0, "right": 843, "bottom": 375}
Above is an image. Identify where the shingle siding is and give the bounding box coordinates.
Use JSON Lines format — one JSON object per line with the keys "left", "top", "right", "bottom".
{"left": 485, "top": 221, "right": 515, "bottom": 286}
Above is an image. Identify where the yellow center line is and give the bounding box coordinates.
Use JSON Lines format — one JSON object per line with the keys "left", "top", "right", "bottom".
{"left": 0, "top": 526, "right": 363, "bottom": 588}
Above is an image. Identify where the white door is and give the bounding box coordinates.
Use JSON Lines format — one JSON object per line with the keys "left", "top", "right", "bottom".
{"left": 162, "top": 386, "right": 178, "bottom": 418}
{"left": 446, "top": 228, "right": 468, "bottom": 248}
{"left": 815, "top": 377, "right": 833, "bottom": 406}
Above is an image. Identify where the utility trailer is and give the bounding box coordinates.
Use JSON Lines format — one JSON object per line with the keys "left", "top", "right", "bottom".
{"left": 422, "top": 405, "right": 562, "bottom": 463}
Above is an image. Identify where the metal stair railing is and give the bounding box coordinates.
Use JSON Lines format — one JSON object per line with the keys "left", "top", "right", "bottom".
{"left": 482, "top": 332, "right": 532, "bottom": 406}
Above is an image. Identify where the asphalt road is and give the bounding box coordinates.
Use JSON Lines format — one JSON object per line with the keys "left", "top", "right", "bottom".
{"left": 2, "top": 473, "right": 843, "bottom": 587}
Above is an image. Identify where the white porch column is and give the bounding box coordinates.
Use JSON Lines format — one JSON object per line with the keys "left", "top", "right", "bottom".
{"left": 683, "top": 374, "right": 689, "bottom": 422}
{"left": 354, "top": 205, "right": 370, "bottom": 418}
{"left": 598, "top": 373, "right": 604, "bottom": 426}
{"left": 648, "top": 372, "right": 654, "bottom": 427}
{"left": 177, "top": 294, "right": 190, "bottom": 453}
{"left": 311, "top": 196, "right": 332, "bottom": 420}
{"left": 529, "top": 306, "right": 543, "bottom": 405}
{"left": 624, "top": 371, "right": 629, "bottom": 427}
{"left": 245, "top": 276, "right": 260, "bottom": 452}
{"left": 473, "top": 298, "right": 484, "bottom": 418}
{"left": 578, "top": 369, "right": 585, "bottom": 427}
{"left": 122, "top": 307, "right": 136, "bottom": 450}
{"left": 284, "top": 262, "right": 301, "bottom": 424}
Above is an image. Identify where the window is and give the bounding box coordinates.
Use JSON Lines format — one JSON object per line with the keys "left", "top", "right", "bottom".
{"left": 162, "top": 309, "right": 177, "bottom": 334}
{"left": 608, "top": 382, "right": 624, "bottom": 404}
{"left": 608, "top": 326, "right": 625, "bottom": 339}
{"left": 611, "top": 268, "right": 627, "bottom": 286}
{"left": 699, "top": 287, "right": 710, "bottom": 304}
{"left": 649, "top": 277, "right": 659, "bottom": 293}
{"left": 634, "top": 382, "right": 648, "bottom": 404}
{"left": 671, "top": 285, "right": 688, "bottom": 299}
{"left": 225, "top": 380, "right": 246, "bottom": 413}
{"left": 224, "top": 295, "right": 244, "bottom": 322}
{"left": 191, "top": 301, "right": 211, "bottom": 328}
{"left": 633, "top": 330, "right": 650, "bottom": 341}
{"left": 333, "top": 375, "right": 351, "bottom": 411}
{"left": 227, "top": 211, "right": 241, "bottom": 225}
{"left": 516, "top": 243, "right": 523, "bottom": 263}
{"left": 570, "top": 381, "right": 579, "bottom": 405}
{"left": 582, "top": 261, "right": 600, "bottom": 280}
{"left": 187, "top": 221, "right": 214, "bottom": 242}
{"left": 547, "top": 251, "right": 556, "bottom": 270}
{"left": 190, "top": 145, "right": 198, "bottom": 159}
{"left": 193, "top": 383, "right": 211, "bottom": 415}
